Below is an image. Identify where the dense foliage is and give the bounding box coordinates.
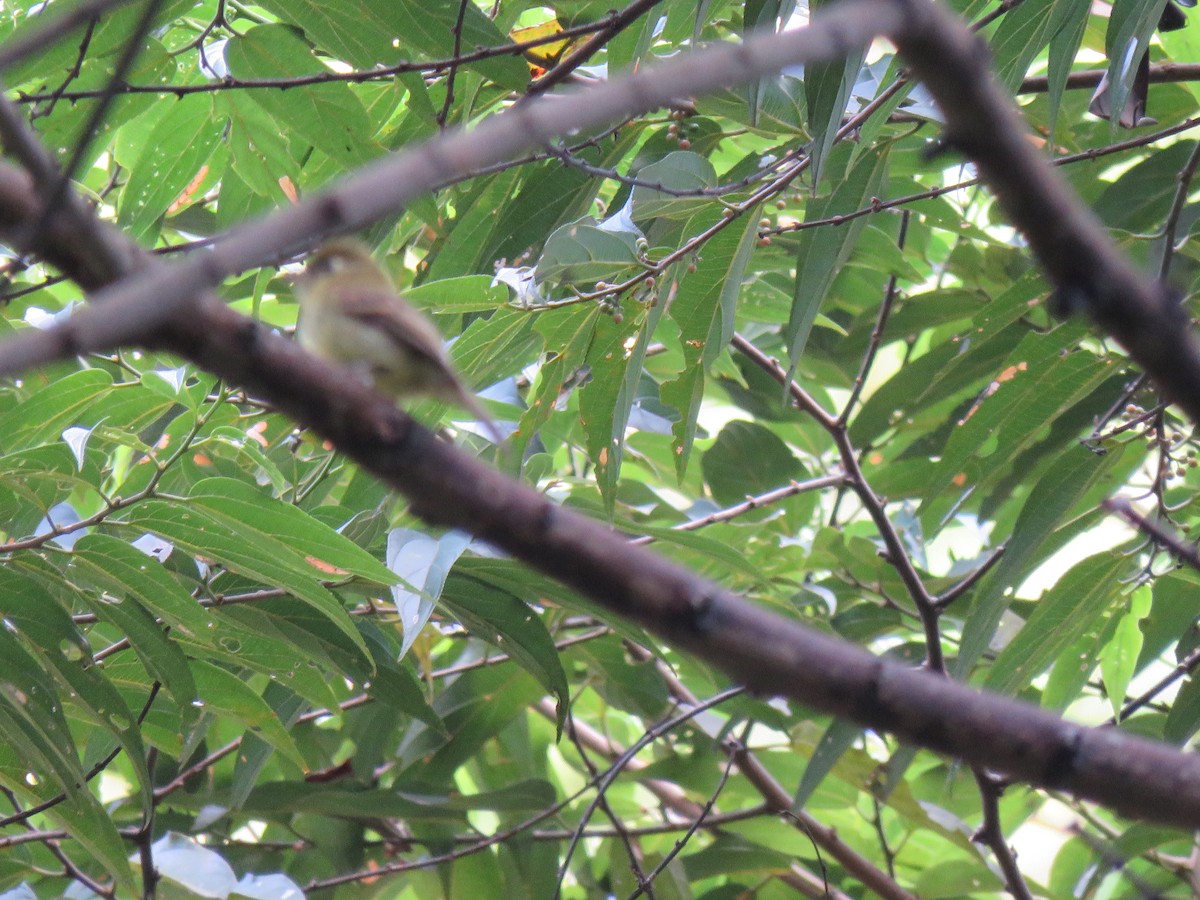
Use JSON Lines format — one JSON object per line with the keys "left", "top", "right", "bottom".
{"left": 0, "top": 0, "right": 1199, "bottom": 896}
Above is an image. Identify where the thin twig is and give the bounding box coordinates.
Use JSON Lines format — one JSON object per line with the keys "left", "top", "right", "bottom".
{"left": 1105, "top": 496, "right": 1200, "bottom": 572}
{"left": 436, "top": 0, "right": 471, "bottom": 129}
{"left": 972, "top": 769, "right": 1034, "bottom": 900}
{"left": 1159, "top": 141, "right": 1200, "bottom": 279}
{"left": 526, "top": 0, "right": 665, "bottom": 98}
{"left": 840, "top": 209, "right": 911, "bottom": 426}
{"left": 27, "top": 0, "right": 165, "bottom": 245}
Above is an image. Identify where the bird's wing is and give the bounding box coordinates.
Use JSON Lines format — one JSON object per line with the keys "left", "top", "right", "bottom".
{"left": 334, "top": 284, "right": 453, "bottom": 370}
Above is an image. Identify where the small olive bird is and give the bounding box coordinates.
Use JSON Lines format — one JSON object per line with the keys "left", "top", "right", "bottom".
{"left": 293, "top": 238, "right": 501, "bottom": 441}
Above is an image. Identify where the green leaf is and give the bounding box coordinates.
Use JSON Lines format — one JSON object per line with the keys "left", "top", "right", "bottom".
{"left": 443, "top": 580, "right": 570, "bottom": 733}
{"left": 916, "top": 323, "right": 1113, "bottom": 525}
{"left": 630, "top": 151, "right": 719, "bottom": 221}
{"left": 986, "top": 553, "right": 1129, "bottom": 695}
{"left": 72, "top": 571, "right": 200, "bottom": 731}
{"left": 30, "top": 40, "right": 176, "bottom": 173}
{"left": 72, "top": 534, "right": 342, "bottom": 709}
{"left": 1099, "top": 584, "right": 1150, "bottom": 717}
{"left": 253, "top": 0, "right": 403, "bottom": 69}
{"left": 990, "top": 0, "right": 1062, "bottom": 93}
{"left": 406, "top": 276, "right": 508, "bottom": 314}
{"left": 786, "top": 144, "right": 888, "bottom": 369}
{"left": 702, "top": 420, "right": 804, "bottom": 506}
{"left": 0, "top": 625, "right": 86, "bottom": 795}
{"left": 190, "top": 662, "right": 306, "bottom": 769}
{"left": 1044, "top": 0, "right": 1092, "bottom": 136}
{"left": 535, "top": 217, "right": 643, "bottom": 286}
{"left": 0, "top": 370, "right": 114, "bottom": 452}
{"left": 226, "top": 24, "right": 381, "bottom": 169}
{"left": 189, "top": 477, "right": 397, "bottom": 585}
{"left": 662, "top": 209, "right": 762, "bottom": 476}
{"left": 914, "top": 859, "right": 1005, "bottom": 898}
{"left": 803, "top": 6, "right": 865, "bottom": 188}
{"left": 117, "top": 94, "right": 224, "bottom": 242}
{"left": 220, "top": 93, "right": 301, "bottom": 204}
{"left": 579, "top": 305, "right": 644, "bottom": 512}
{"left": 358, "top": 623, "right": 445, "bottom": 731}
{"left": 425, "top": 170, "right": 524, "bottom": 282}
{"left": 241, "top": 776, "right": 556, "bottom": 820}
{"left": 849, "top": 273, "right": 1043, "bottom": 445}
{"left": 1102, "top": 0, "right": 1167, "bottom": 131}
{"left": 70, "top": 534, "right": 211, "bottom": 640}
{"left": 1166, "top": 673, "right": 1200, "bottom": 744}
{"left": 683, "top": 834, "right": 796, "bottom": 880}
{"left": 955, "top": 443, "right": 1133, "bottom": 678}
{"left": 229, "top": 683, "right": 306, "bottom": 811}
{"left": 446, "top": 306, "right": 541, "bottom": 398}
{"left": 419, "top": 666, "right": 546, "bottom": 784}
{"left": 793, "top": 718, "right": 862, "bottom": 808}
{"left": 374, "top": 0, "right": 529, "bottom": 91}
{"left": 121, "top": 493, "right": 372, "bottom": 667}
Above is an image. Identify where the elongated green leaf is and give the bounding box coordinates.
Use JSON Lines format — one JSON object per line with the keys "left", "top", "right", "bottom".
{"left": 509, "top": 304, "right": 595, "bottom": 467}
{"left": 917, "top": 323, "right": 1112, "bottom": 524}
{"left": 1166, "top": 673, "right": 1200, "bottom": 744}
{"left": 1099, "top": 585, "right": 1150, "bottom": 717}
{"left": 425, "top": 170, "right": 524, "bottom": 282}
{"left": 121, "top": 496, "right": 371, "bottom": 665}
{"left": 580, "top": 304, "right": 643, "bottom": 511}
{"left": 226, "top": 25, "right": 380, "bottom": 169}
{"left": 29, "top": 40, "right": 176, "bottom": 173}
{"left": 955, "top": 443, "right": 1134, "bottom": 677}
{"left": 1102, "top": 0, "right": 1167, "bottom": 130}
{"left": 240, "top": 776, "right": 555, "bottom": 820}
{"left": 0, "top": 624, "right": 86, "bottom": 794}
{"left": 786, "top": 145, "right": 888, "bottom": 369}
{"left": 419, "top": 666, "right": 546, "bottom": 783}
{"left": 71, "top": 535, "right": 345, "bottom": 710}
{"left": 118, "top": 94, "right": 223, "bottom": 242}
{"left": 406, "top": 276, "right": 508, "bottom": 314}
{"left": 70, "top": 534, "right": 213, "bottom": 640}
{"left": 190, "top": 477, "right": 396, "bottom": 585}
{"left": 358, "top": 622, "right": 445, "bottom": 731}
{"left": 1045, "top": 0, "right": 1092, "bottom": 136}
{"left": 229, "top": 684, "right": 306, "bottom": 811}
{"left": 370, "top": 0, "right": 528, "bottom": 90}
{"left": 662, "top": 209, "right": 761, "bottom": 476}
{"left": 220, "top": 93, "right": 301, "bottom": 204}
{"left": 803, "top": 12, "right": 864, "bottom": 187}
{"left": 62, "top": 556, "right": 201, "bottom": 732}
{"left": 535, "top": 217, "right": 643, "bottom": 286}
{"left": 190, "top": 662, "right": 306, "bottom": 769}
{"left": 0, "top": 370, "right": 113, "bottom": 452}
{"left": 443, "top": 580, "right": 569, "bottom": 731}
{"left": 986, "top": 553, "right": 1128, "bottom": 695}
{"left": 990, "top": 0, "right": 1065, "bottom": 92}
{"left": 850, "top": 273, "right": 1043, "bottom": 444}
{"left": 447, "top": 306, "right": 541, "bottom": 392}
{"left": 793, "top": 718, "right": 862, "bottom": 809}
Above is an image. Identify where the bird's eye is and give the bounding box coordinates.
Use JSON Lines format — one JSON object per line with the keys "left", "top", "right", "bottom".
{"left": 309, "top": 253, "right": 347, "bottom": 275}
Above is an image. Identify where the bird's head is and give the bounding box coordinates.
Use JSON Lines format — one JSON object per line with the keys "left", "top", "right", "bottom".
{"left": 296, "top": 238, "right": 388, "bottom": 291}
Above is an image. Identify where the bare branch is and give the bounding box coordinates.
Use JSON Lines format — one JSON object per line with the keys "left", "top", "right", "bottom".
{"left": 0, "top": 0, "right": 900, "bottom": 376}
